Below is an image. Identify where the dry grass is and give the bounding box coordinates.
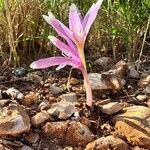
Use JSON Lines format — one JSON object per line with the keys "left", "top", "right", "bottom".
{"left": 0, "top": 0, "right": 149, "bottom": 66}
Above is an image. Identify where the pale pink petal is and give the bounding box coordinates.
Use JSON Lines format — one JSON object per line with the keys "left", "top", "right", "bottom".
{"left": 82, "top": 0, "right": 103, "bottom": 37}
{"left": 65, "top": 38, "right": 78, "bottom": 54}
{"left": 69, "top": 4, "right": 83, "bottom": 34}
{"left": 48, "top": 36, "right": 80, "bottom": 60}
{"left": 57, "top": 20, "right": 75, "bottom": 42}
{"left": 56, "top": 64, "right": 66, "bottom": 70}
{"left": 82, "top": 4, "right": 95, "bottom": 30}
{"left": 48, "top": 36, "right": 72, "bottom": 57}
{"left": 43, "top": 12, "right": 74, "bottom": 41}
{"left": 30, "top": 57, "right": 80, "bottom": 69}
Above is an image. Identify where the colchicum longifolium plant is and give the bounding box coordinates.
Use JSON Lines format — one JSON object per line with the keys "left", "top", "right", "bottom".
{"left": 30, "top": 0, "right": 104, "bottom": 107}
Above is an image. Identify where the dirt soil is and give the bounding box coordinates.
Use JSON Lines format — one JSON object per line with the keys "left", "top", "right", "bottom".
{"left": 0, "top": 55, "right": 149, "bottom": 150}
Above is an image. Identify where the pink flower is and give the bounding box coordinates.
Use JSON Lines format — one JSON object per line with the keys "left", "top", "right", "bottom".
{"left": 30, "top": 0, "right": 103, "bottom": 107}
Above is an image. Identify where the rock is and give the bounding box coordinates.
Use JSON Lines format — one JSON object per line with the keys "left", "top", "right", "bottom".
{"left": 112, "top": 60, "right": 128, "bottom": 78}
{"left": 85, "top": 135, "right": 129, "bottom": 150}
{"left": 13, "top": 67, "right": 27, "bottom": 77}
{"left": 145, "top": 86, "right": 150, "bottom": 94}
{"left": 94, "top": 57, "right": 112, "bottom": 69}
{"left": 47, "top": 101, "right": 76, "bottom": 120}
{"left": 61, "top": 93, "right": 77, "bottom": 103}
{"left": 31, "top": 111, "right": 50, "bottom": 127}
{"left": 50, "top": 84, "right": 63, "bottom": 95}
{"left": 65, "top": 122, "right": 94, "bottom": 147}
{"left": 21, "top": 145, "right": 34, "bottom": 150}
{"left": 136, "top": 94, "right": 147, "bottom": 102}
{"left": 89, "top": 61, "right": 128, "bottom": 92}
{"left": 25, "top": 132, "right": 39, "bottom": 144}
{"left": 138, "top": 75, "right": 150, "bottom": 87}
{"left": 79, "top": 117, "right": 91, "bottom": 127}
{"left": 23, "top": 92, "right": 38, "bottom": 106}
{"left": 26, "top": 73, "right": 43, "bottom": 85}
{"left": 113, "top": 106, "right": 150, "bottom": 148}
{"left": 147, "top": 99, "right": 150, "bottom": 108}
{"left": 0, "top": 103, "right": 30, "bottom": 136}
{"left": 38, "top": 101, "right": 50, "bottom": 111}
{"left": 6, "top": 87, "right": 24, "bottom": 100}
{"left": 43, "top": 121, "right": 69, "bottom": 143}
{"left": 132, "top": 146, "right": 143, "bottom": 150}
{"left": 101, "top": 102, "right": 123, "bottom": 115}
{"left": 89, "top": 72, "right": 123, "bottom": 91}
{"left": 0, "top": 99, "right": 10, "bottom": 108}
{"left": 128, "top": 66, "right": 139, "bottom": 78}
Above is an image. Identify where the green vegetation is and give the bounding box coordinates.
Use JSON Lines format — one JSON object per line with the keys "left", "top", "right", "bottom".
{"left": 0, "top": 0, "right": 149, "bottom": 66}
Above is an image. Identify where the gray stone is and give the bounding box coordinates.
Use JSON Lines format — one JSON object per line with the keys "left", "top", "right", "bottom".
{"left": 145, "top": 86, "right": 150, "bottom": 94}
{"left": 47, "top": 101, "right": 76, "bottom": 120}
{"left": 6, "top": 87, "right": 24, "bottom": 100}
{"left": 21, "top": 145, "right": 34, "bottom": 150}
{"left": 89, "top": 72, "right": 123, "bottom": 91}
{"left": 13, "top": 67, "right": 27, "bottom": 77}
{"left": 50, "top": 84, "right": 63, "bottom": 95}
{"left": 128, "top": 66, "right": 139, "bottom": 78}
{"left": 0, "top": 103, "right": 30, "bottom": 136}
{"left": 94, "top": 57, "right": 112, "bottom": 69}
{"left": 61, "top": 93, "right": 77, "bottom": 103}
{"left": 38, "top": 101, "right": 50, "bottom": 111}
{"left": 101, "top": 102, "right": 123, "bottom": 115}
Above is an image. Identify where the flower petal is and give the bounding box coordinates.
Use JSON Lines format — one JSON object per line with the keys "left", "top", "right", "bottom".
{"left": 82, "top": 0, "right": 103, "bottom": 37}
{"left": 56, "top": 64, "right": 66, "bottom": 70}
{"left": 69, "top": 4, "right": 83, "bottom": 35}
{"left": 48, "top": 36, "right": 78, "bottom": 58}
{"left": 65, "top": 38, "right": 78, "bottom": 55}
{"left": 30, "top": 57, "right": 80, "bottom": 69}
{"left": 82, "top": 4, "right": 95, "bottom": 29}
{"left": 43, "top": 12, "right": 74, "bottom": 41}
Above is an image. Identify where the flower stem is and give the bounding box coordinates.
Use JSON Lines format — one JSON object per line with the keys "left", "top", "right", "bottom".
{"left": 78, "top": 45, "right": 87, "bottom": 70}
{"left": 81, "top": 69, "right": 93, "bottom": 107}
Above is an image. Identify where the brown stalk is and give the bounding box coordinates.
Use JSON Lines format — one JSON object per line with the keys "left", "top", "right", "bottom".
{"left": 4, "top": 0, "right": 18, "bottom": 66}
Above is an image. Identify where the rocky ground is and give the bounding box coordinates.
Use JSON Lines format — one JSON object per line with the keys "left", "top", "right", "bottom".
{"left": 0, "top": 57, "right": 150, "bottom": 150}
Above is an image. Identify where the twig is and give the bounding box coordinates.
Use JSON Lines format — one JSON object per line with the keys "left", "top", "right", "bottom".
{"left": 66, "top": 68, "right": 73, "bottom": 92}
{"left": 137, "top": 15, "right": 150, "bottom": 71}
